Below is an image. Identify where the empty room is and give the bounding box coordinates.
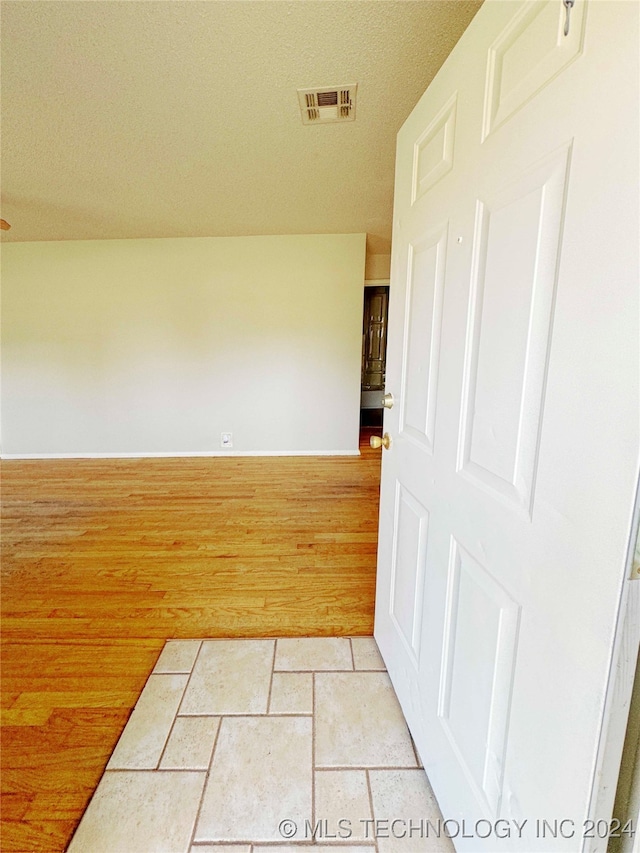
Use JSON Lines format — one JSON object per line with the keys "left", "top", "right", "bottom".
{"left": 1, "top": 1, "right": 639, "bottom": 852}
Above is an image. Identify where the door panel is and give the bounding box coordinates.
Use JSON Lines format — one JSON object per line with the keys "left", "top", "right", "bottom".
{"left": 483, "top": 0, "right": 587, "bottom": 139}
{"left": 413, "top": 93, "right": 457, "bottom": 203}
{"left": 374, "top": 2, "right": 639, "bottom": 850}
{"left": 390, "top": 484, "right": 429, "bottom": 662}
{"left": 438, "top": 539, "right": 520, "bottom": 817}
{"left": 459, "top": 144, "right": 571, "bottom": 514}
{"left": 400, "top": 225, "right": 448, "bottom": 452}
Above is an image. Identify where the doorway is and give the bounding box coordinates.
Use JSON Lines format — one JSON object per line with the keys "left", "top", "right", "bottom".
{"left": 360, "top": 283, "right": 389, "bottom": 438}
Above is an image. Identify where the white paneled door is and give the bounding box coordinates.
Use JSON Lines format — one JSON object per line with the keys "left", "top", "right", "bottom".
{"left": 374, "top": 1, "right": 639, "bottom": 851}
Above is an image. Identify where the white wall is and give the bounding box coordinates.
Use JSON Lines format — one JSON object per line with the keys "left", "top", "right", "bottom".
{"left": 1, "top": 234, "right": 366, "bottom": 456}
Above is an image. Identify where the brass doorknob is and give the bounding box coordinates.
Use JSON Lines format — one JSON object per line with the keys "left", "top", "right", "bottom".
{"left": 381, "top": 392, "right": 394, "bottom": 409}
{"left": 370, "top": 433, "right": 391, "bottom": 450}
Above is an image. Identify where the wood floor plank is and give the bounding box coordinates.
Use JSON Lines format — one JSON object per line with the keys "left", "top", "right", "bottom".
{"left": 1, "top": 430, "right": 382, "bottom": 852}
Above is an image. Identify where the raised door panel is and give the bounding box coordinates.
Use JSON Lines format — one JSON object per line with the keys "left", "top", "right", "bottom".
{"left": 482, "top": 0, "right": 586, "bottom": 140}
{"left": 412, "top": 94, "right": 458, "bottom": 204}
{"left": 457, "top": 145, "right": 571, "bottom": 515}
{"left": 438, "top": 540, "right": 520, "bottom": 817}
{"left": 400, "top": 226, "right": 448, "bottom": 454}
{"left": 389, "top": 484, "right": 430, "bottom": 666}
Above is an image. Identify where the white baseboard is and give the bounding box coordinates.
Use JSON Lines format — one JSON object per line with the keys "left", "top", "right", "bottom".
{"left": 1, "top": 449, "right": 361, "bottom": 460}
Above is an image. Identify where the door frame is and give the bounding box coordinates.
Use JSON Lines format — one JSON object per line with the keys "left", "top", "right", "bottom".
{"left": 585, "top": 473, "right": 640, "bottom": 852}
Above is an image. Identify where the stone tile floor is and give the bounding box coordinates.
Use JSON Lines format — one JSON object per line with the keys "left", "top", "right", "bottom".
{"left": 68, "top": 637, "right": 452, "bottom": 853}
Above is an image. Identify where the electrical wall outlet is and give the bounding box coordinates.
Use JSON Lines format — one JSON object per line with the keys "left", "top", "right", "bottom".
{"left": 220, "top": 432, "right": 233, "bottom": 448}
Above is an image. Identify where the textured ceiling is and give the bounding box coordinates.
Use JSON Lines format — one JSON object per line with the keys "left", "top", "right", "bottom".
{"left": 1, "top": 0, "right": 481, "bottom": 250}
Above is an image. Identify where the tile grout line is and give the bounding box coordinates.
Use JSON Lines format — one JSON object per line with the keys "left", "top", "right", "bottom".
{"left": 156, "top": 641, "right": 203, "bottom": 770}
{"left": 175, "top": 641, "right": 209, "bottom": 853}
{"left": 174, "top": 640, "right": 204, "bottom": 718}
{"left": 268, "top": 667, "right": 356, "bottom": 673}
{"left": 174, "top": 711, "right": 313, "bottom": 718}
{"left": 103, "top": 761, "right": 417, "bottom": 774}
{"left": 314, "top": 764, "right": 422, "bottom": 772}
{"left": 365, "top": 768, "right": 380, "bottom": 853}
{"left": 154, "top": 683, "right": 187, "bottom": 770}
{"left": 105, "top": 767, "right": 214, "bottom": 774}
{"left": 409, "top": 732, "right": 422, "bottom": 768}
{"left": 173, "top": 713, "right": 227, "bottom": 719}
{"left": 348, "top": 636, "right": 356, "bottom": 670}
{"left": 311, "top": 669, "right": 317, "bottom": 840}
{"left": 186, "top": 711, "right": 225, "bottom": 851}
{"left": 199, "top": 717, "right": 221, "bottom": 774}
{"left": 266, "top": 639, "right": 277, "bottom": 714}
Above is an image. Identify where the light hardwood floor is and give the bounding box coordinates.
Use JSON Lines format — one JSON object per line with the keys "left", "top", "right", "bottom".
{"left": 1, "top": 430, "right": 382, "bottom": 852}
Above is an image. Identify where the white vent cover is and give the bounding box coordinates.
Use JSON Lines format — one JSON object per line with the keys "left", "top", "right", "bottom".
{"left": 297, "top": 85, "right": 357, "bottom": 124}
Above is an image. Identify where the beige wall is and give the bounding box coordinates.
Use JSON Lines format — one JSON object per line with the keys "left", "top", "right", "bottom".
{"left": 364, "top": 252, "right": 391, "bottom": 281}
{"left": 1, "top": 234, "right": 366, "bottom": 456}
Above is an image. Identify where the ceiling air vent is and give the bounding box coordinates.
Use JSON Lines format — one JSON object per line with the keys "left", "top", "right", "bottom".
{"left": 297, "top": 85, "right": 357, "bottom": 125}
